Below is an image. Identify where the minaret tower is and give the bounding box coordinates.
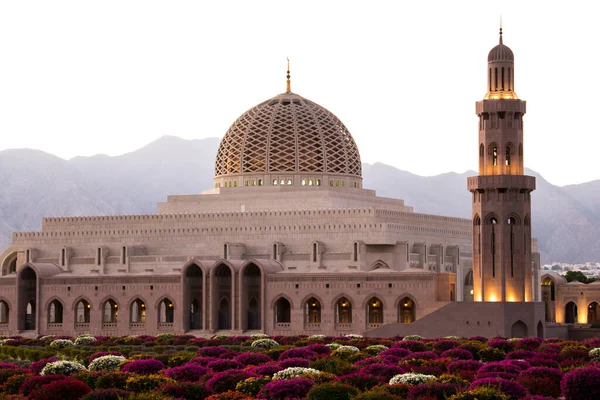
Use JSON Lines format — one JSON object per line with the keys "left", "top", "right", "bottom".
{"left": 468, "top": 27, "right": 536, "bottom": 302}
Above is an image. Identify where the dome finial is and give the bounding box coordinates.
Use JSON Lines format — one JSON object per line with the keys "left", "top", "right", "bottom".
{"left": 499, "top": 16, "right": 503, "bottom": 44}
{"left": 286, "top": 57, "right": 291, "bottom": 93}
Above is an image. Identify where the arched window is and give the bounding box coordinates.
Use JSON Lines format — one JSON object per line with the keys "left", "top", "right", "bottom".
{"left": 494, "top": 67, "right": 498, "bottom": 90}
{"left": 399, "top": 297, "right": 415, "bottom": 323}
{"left": 130, "top": 299, "right": 146, "bottom": 323}
{"left": 75, "top": 300, "right": 90, "bottom": 323}
{"left": 565, "top": 302, "right": 577, "bottom": 324}
{"left": 492, "top": 147, "right": 498, "bottom": 166}
{"left": 505, "top": 146, "right": 511, "bottom": 166}
{"left": 304, "top": 297, "right": 321, "bottom": 324}
{"left": 103, "top": 299, "right": 118, "bottom": 323}
{"left": 335, "top": 297, "right": 352, "bottom": 324}
{"left": 0, "top": 301, "right": 9, "bottom": 323}
{"left": 589, "top": 302, "right": 599, "bottom": 324}
{"left": 489, "top": 68, "right": 492, "bottom": 91}
{"left": 159, "top": 299, "right": 174, "bottom": 323}
{"left": 501, "top": 67, "right": 505, "bottom": 90}
{"left": 275, "top": 298, "right": 291, "bottom": 324}
{"left": 479, "top": 144, "right": 484, "bottom": 157}
{"left": 8, "top": 258, "right": 16, "bottom": 274}
{"left": 48, "top": 300, "right": 63, "bottom": 324}
{"left": 367, "top": 297, "right": 383, "bottom": 324}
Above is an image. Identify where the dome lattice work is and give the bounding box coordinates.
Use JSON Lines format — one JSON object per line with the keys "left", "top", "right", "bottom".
{"left": 214, "top": 92, "right": 362, "bottom": 179}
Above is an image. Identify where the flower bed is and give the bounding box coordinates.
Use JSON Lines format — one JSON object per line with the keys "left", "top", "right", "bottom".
{"left": 0, "top": 334, "right": 597, "bottom": 398}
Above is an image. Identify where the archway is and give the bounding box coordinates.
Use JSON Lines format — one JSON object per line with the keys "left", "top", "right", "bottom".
{"left": 398, "top": 296, "right": 415, "bottom": 323}
{"left": 541, "top": 277, "right": 556, "bottom": 322}
{"left": 19, "top": 267, "right": 37, "bottom": 330}
{"left": 367, "top": 297, "right": 383, "bottom": 327}
{"left": 511, "top": 320, "right": 528, "bottom": 338}
{"left": 274, "top": 297, "right": 291, "bottom": 327}
{"left": 212, "top": 264, "right": 232, "bottom": 331}
{"left": 464, "top": 270, "right": 474, "bottom": 302}
{"left": 75, "top": 299, "right": 91, "bottom": 326}
{"left": 130, "top": 298, "right": 146, "bottom": 324}
{"left": 184, "top": 263, "right": 203, "bottom": 330}
{"left": 218, "top": 298, "right": 230, "bottom": 330}
{"left": 335, "top": 297, "right": 352, "bottom": 325}
{"left": 159, "top": 298, "right": 174, "bottom": 324}
{"left": 565, "top": 301, "right": 577, "bottom": 324}
{"left": 102, "top": 299, "right": 118, "bottom": 324}
{"left": 589, "top": 302, "right": 599, "bottom": 325}
{"left": 48, "top": 300, "right": 63, "bottom": 324}
{"left": 537, "top": 320, "right": 544, "bottom": 338}
{"left": 0, "top": 301, "right": 8, "bottom": 324}
{"left": 242, "top": 264, "right": 261, "bottom": 331}
{"left": 304, "top": 297, "right": 321, "bottom": 326}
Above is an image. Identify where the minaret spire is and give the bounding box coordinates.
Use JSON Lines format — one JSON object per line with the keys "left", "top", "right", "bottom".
{"left": 286, "top": 57, "right": 291, "bottom": 93}
{"left": 499, "top": 16, "right": 503, "bottom": 44}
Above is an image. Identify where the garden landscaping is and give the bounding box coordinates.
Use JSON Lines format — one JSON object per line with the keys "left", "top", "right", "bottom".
{"left": 0, "top": 333, "right": 598, "bottom": 399}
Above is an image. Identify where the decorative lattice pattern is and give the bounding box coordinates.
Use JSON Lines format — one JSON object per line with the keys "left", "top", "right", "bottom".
{"left": 214, "top": 93, "right": 361, "bottom": 177}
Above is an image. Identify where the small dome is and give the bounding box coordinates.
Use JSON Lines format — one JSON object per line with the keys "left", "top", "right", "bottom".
{"left": 488, "top": 43, "right": 514, "bottom": 62}
{"left": 214, "top": 92, "right": 362, "bottom": 180}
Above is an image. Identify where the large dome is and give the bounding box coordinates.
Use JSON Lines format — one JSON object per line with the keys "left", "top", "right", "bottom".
{"left": 214, "top": 91, "right": 362, "bottom": 189}
{"left": 488, "top": 43, "right": 514, "bottom": 62}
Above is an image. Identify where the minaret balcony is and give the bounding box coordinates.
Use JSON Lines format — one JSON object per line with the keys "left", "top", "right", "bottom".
{"left": 467, "top": 175, "right": 535, "bottom": 192}
{"left": 476, "top": 99, "right": 526, "bottom": 114}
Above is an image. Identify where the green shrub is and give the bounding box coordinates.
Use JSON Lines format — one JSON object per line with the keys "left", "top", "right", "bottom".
{"left": 124, "top": 374, "right": 174, "bottom": 392}
{"left": 309, "top": 356, "right": 356, "bottom": 375}
{"left": 449, "top": 385, "right": 510, "bottom": 400}
{"left": 306, "top": 382, "right": 360, "bottom": 400}
{"left": 95, "top": 371, "right": 133, "bottom": 390}
{"left": 235, "top": 377, "right": 271, "bottom": 396}
{"left": 478, "top": 347, "right": 506, "bottom": 362}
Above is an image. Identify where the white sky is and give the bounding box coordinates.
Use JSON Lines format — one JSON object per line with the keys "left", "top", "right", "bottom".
{"left": 0, "top": 1, "right": 598, "bottom": 186}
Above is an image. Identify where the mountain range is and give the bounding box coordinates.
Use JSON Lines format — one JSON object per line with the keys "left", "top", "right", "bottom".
{"left": 1, "top": 135, "right": 599, "bottom": 264}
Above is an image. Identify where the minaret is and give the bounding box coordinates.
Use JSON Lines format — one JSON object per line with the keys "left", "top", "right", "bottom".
{"left": 467, "top": 28, "right": 536, "bottom": 302}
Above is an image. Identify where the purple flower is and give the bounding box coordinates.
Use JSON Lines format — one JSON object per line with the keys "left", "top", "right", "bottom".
{"left": 196, "top": 346, "right": 230, "bottom": 358}
{"left": 29, "top": 358, "right": 58, "bottom": 375}
{"left": 432, "top": 339, "right": 461, "bottom": 354}
{"left": 258, "top": 377, "right": 315, "bottom": 400}
{"left": 393, "top": 340, "right": 428, "bottom": 353}
{"left": 469, "top": 377, "right": 527, "bottom": 400}
{"left": 561, "top": 366, "right": 600, "bottom": 400}
{"left": 486, "top": 338, "right": 514, "bottom": 353}
{"left": 279, "top": 357, "right": 311, "bottom": 369}
{"left": 234, "top": 352, "right": 272, "bottom": 366}
{"left": 359, "top": 363, "right": 406, "bottom": 380}
{"left": 476, "top": 361, "right": 521, "bottom": 379}
{"left": 506, "top": 350, "right": 537, "bottom": 360}
{"left": 188, "top": 356, "right": 218, "bottom": 366}
{"left": 250, "top": 361, "right": 283, "bottom": 376}
{"left": 515, "top": 337, "right": 542, "bottom": 351}
{"left": 381, "top": 347, "right": 411, "bottom": 359}
{"left": 121, "top": 359, "right": 165, "bottom": 375}
{"left": 164, "top": 364, "right": 209, "bottom": 381}
{"left": 206, "top": 359, "right": 244, "bottom": 372}
{"left": 278, "top": 348, "right": 318, "bottom": 361}
{"left": 206, "top": 370, "right": 257, "bottom": 393}
{"left": 528, "top": 356, "right": 560, "bottom": 369}
{"left": 306, "top": 343, "right": 332, "bottom": 355}
{"left": 441, "top": 348, "right": 473, "bottom": 360}
{"left": 403, "top": 351, "right": 438, "bottom": 361}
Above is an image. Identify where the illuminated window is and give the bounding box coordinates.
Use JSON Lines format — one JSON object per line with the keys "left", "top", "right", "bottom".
{"left": 316, "top": 179, "right": 321, "bottom": 186}
{"left": 258, "top": 179, "right": 263, "bottom": 186}
{"left": 301, "top": 179, "right": 306, "bottom": 186}
{"left": 308, "top": 179, "right": 313, "bottom": 186}
{"left": 280, "top": 179, "right": 285, "bottom": 185}
{"left": 492, "top": 147, "right": 498, "bottom": 166}
{"left": 506, "top": 146, "right": 511, "bottom": 166}
{"left": 287, "top": 179, "right": 292, "bottom": 185}
{"left": 273, "top": 179, "right": 278, "bottom": 185}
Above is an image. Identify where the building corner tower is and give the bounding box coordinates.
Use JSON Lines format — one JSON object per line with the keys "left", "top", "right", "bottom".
{"left": 468, "top": 28, "right": 536, "bottom": 303}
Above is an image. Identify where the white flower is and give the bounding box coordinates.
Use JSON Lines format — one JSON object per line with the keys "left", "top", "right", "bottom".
{"left": 41, "top": 360, "right": 86, "bottom": 375}
{"left": 389, "top": 373, "right": 437, "bottom": 385}
{"left": 251, "top": 338, "right": 279, "bottom": 349}
{"left": 335, "top": 345, "right": 360, "bottom": 353}
{"left": 0, "top": 338, "right": 16, "bottom": 346}
{"left": 365, "top": 344, "right": 388, "bottom": 353}
{"left": 403, "top": 335, "right": 424, "bottom": 341}
{"left": 444, "top": 335, "right": 461, "bottom": 340}
{"left": 74, "top": 335, "right": 97, "bottom": 345}
{"left": 590, "top": 347, "right": 600, "bottom": 363}
{"left": 326, "top": 343, "right": 341, "bottom": 350}
{"left": 212, "top": 334, "right": 231, "bottom": 340}
{"left": 88, "top": 355, "right": 126, "bottom": 371}
{"left": 308, "top": 334, "right": 325, "bottom": 339}
{"left": 345, "top": 334, "right": 363, "bottom": 339}
{"left": 250, "top": 333, "right": 270, "bottom": 338}
{"left": 272, "top": 367, "right": 321, "bottom": 380}
{"left": 49, "top": 339, "right": 74, "bottom": 348}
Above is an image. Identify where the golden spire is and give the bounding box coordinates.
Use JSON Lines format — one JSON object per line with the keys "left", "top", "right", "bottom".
{"left": 286, "top": 57, "right": 291, "bottom": 93}
{"left": 499, "top": 16, "right": 503, "bottom": 44}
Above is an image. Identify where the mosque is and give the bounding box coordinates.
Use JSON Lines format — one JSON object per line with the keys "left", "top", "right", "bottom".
{"left": 0, "top": 29, "right": 582, "bottom": 339}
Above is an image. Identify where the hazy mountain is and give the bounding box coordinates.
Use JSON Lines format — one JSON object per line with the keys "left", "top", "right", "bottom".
{"left": 0, "top": 136, "right": 599, "bottom": 264}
